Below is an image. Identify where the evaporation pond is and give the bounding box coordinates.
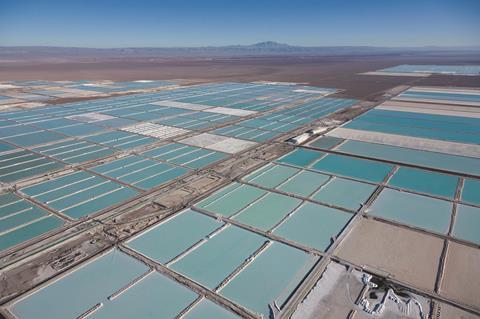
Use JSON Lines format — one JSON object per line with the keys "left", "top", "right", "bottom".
{"left": 171, "top": 225, "right": 266, "bottom": 289}
{"left": 183, "top": 299, "right": 240, "bottom": 319}
{"left": 461, "top": 178, "right": 480, "bottom": 205}
{"left": 220, "top": 242, "right": 318, "bottom": 317}
{"left": 311, "top": 177, "right": 376, "bottom": 211}
{"left": 233, "top": 192, "right": 301, "bottom": 231}
{"left": 388, "top": 167, "right": 458, "bottom": 199}
{"left": 274, "top": 202, "right": 353, "bottom": 251}
{"left": 92, "top": 271, "right": 198, "bottom": 319}
{"left": 368, "top": 188, "right": 452, "bottom": 234}
{"left": 127, "top": 209, "right": 223, "bottom": 264}
{"left": 277, "top": 169, "right": 330, "bottom": 197}
{"left": 11, "top": 249, "right": 149, "bottom": 319}
{"left": 452, "top": 204, "right": 480, "bottom": 245}
{"left": 276, "top": 148, "right": 325, "bottom": 168}
{"left": 311, "top": 154, "right": 393, "bottom": 183}
{"left": 0, "top": 192, "right": 64, "bottom": 252}
{"left": 195, "top": 183, "right": 267, "bottom": 217}
{"left": 243, "top": 164, "right": 299, "bottom": 188}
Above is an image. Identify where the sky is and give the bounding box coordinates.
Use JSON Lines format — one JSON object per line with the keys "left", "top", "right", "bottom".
{"left": 0, "top": 0, "right": 479, "bottom": 48}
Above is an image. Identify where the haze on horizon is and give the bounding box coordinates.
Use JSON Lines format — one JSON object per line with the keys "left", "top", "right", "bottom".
{"left": 0, "top": 0, "right": 479, "bottom": 48}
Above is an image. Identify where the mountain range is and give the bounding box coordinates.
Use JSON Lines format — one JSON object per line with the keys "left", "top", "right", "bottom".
{"left": 1, "top": 41, "right": 479, "bottom": 61}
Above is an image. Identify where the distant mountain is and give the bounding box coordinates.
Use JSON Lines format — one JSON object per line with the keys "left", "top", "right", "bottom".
{"left": 251, "top": 41, "right": 290, "bottom": 47}
{"left": 1, "top": 41, "right": 479, "bottom": 61}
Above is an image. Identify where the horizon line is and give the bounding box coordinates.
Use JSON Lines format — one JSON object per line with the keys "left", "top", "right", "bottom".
{"left": 2, "top": 42, "right": 480, "bottom": 50}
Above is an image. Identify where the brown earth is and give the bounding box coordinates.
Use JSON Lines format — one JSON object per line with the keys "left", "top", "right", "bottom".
{"left": 0, "top": 55, "right": 479, "bottom": 100}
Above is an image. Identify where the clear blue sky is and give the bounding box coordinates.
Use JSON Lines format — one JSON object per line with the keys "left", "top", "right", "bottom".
{"left": 1, "top": 0, "right": 479, "bottom": 47}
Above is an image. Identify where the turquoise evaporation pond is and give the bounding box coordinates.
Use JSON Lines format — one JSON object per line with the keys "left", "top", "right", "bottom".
{"left": 257, "top": 113, "right": 312, "bottom": 126}
{"left": 53, "top": 122, "right": 106, "bottom": 137}
{"left": 220, "top": 242, "right": 318, "bottom": 317}
{"left": 381, "top": 65, "right": 480, "bottom": 75}
{"left": 11, "top": 249, "right": 149, "bottom": 319}
{"left": 243, "top": 163, "right": 300, "bottom": 188}
{"left": 368, "top": 188, "right": 452, "bottom": 234}
{"left": 142, "top": 143, "right": 226, "bottom": 169}
{"left": 233, "top": 191, "right": 302, "bottom": 231}
{"left": 461, "top": 178, "right": 480, "bottom": 205}
{"left": 309, "top": 136, "right": 344, "bottom": 149}
{"left": 274, "top": 202, "right": 353, "bottom": 251}
{"left": 85, "top": 131, "right": 158, "bottom": 150}
{"left": 240, "top": 118, "right": 299, "bottom": 133}
{"left": 452, "top": 204, "right": 480, "bottom": 245}
{"left": 245, "top": 163, "right": 375, "bottom": 210}
{"left": 277, "top": 169, "right": 331, "bottom": 198}
{"left": 101, "top": 105, "right": 158, "bottom": 118}
{"left": 0, "top": 193, "right": 64, "bottom": 252}
{"left": 32, "top": 117, "right": 79, "bottom": 129}
{"left": 182, "top": 110, "right": 235, "bottom": 123}
{"left": 95, "top": 117, "right": 137, "bottom": 128}
{"left": 195, "top": 183, "right": 267, "bottom": 217}
{"left": 276, "top": 148, "right": 325, "bottom": 168}
{"left": 0, "top": 124, "right": 39, "bottom": 138}
{"left": 92, "top": 271, "right": 198, "bottom": 319}
{"left": 183, "top": 299, "right": 240, "bottom": 319}
{"left": 344, "top": 109, "right": 480, "bottom": 145}
{"left": 33, "top": 139, "right": 115, "bottom": 164}
{"left": 276, "top": 98, "right": 357, "bottom": 119}
{"left": 4, "top": 129, "right": 66, "bottom": 147}
{"left": 0, "top": 150, "right": 64, "bottom": 183}
{"left": 356, "top": 108, "right": 480, "bottom": 130}
{"left": 171, "top": 224, "right": 267, "bottom": 289}
{"left": 156, "top": 116, "right": 216, "bottom": 130}
{"left": 388, "top": 167, "right": 458, "bottom": 199}
{"left": 400, "top": 90, "right": 480, "bottom": 103}
{"left": 311, "top": 177, "right": 377, "bottom": 211}
{"left": 311, "top": 153, "right": 393, "bottom": 183}
{"left": 0, "top": 141, "right": 16, "bottom": 153}
{"left": 21, "top": 170, "right": 139, "bottom": 219}
{"left": 92, "top": 154, "right": 189, "bottom": 190}
{"left": 243, "top": 163, "right": 331, "bottom": 198}
{"left": 212, "top": 124, "right": 278, "bottom": 142}
{"left": 185, "top": 112, "right": 236, "bottom": 123}
{"left": 120, "top": 111, "right": 167, "bottom": 122}
{"left": 336, "top": 140, "right": 480, "bottom": 176}
{"left": 127, "top": 209, "right": 223, "bottom": 264}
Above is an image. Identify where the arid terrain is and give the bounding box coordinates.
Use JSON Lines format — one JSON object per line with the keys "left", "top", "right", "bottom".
{"left": 1, "top": 54, "right": 479, "bottom": 100}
